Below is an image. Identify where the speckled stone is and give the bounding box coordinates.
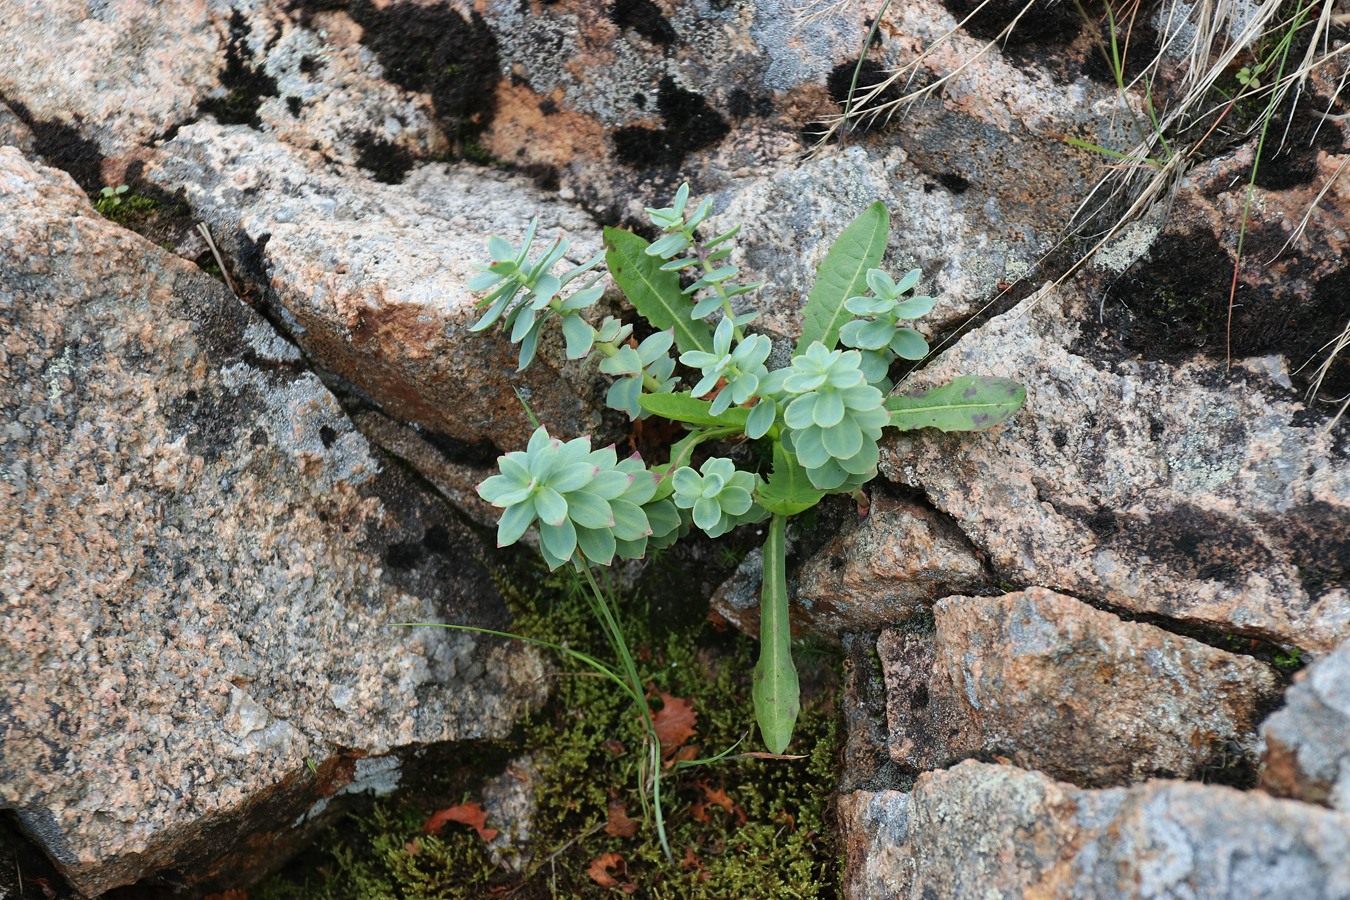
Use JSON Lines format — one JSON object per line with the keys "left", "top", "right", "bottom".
{"left": 793, "top": 493, "right": 988, "bottom": 634}
{"left": 0, "top": 0, "right": 221, "bottom": 158}
{"left": 0, "top": 147, "right": 545, "bottom": 896}
{"left": 1261, "top": 640, "right": 1350, "bottom": 810}
{"left": 879, "top": 285, "right": 1350, "bottom": 652}
{"left": 840, "top": 761, "right": 1350, "bottom": 899}
{"left": 146, "top": 121, "right": 611, "bottom": 452}
{"left": 880, "top": 588, "right": 1280, "bottom": 787}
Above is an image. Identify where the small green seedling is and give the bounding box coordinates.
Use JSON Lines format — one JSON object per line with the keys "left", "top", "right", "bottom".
{"left": 95, "top": 184, "right": 129, "bottom": 213}
{"left": 471, "top": 186, "right": 1025, "bottom": 756}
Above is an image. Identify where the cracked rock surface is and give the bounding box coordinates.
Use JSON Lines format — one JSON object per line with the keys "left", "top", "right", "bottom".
{"left": 0, "top": 147, "right": 544, "bottom": 896}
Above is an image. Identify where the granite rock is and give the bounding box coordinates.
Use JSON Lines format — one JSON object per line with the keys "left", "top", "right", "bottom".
{"left": 1261, "top": 640, "right": 1350, "bottom": 810}
{"left": 0, "top": 147, "right": 545, "bottom": 896}
{"left": 791, "top": 492, "right": 988, "bottom": 635}
{"left": 840, "top": 760, "right": 1350, "bottom": 899}
{"left": 879, "top": 284, "right": 1350, "bottom": 652}
{"left": 0, "top": 0, "right": 221, "bottom": 160}
{"left": 146, "top": 121, "right": 611, "bottom": 452}
{"left": 880, "top": 588, "right": 1280, "bottom": 787}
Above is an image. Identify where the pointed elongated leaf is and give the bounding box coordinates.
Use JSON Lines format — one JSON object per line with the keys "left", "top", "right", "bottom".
{"left": 755, "top": 443, "right": 825, "bottom": 515}
{"left": 604, "top": 227, "right": 714, "bottom": 357}
{"left": 638, "top": 393, "right": 749, "bottom": 429}
{"left": 885, "top": 376, "right": 1026, "bottom": 432}
{"left": 753, "top": 514, "right": 799, "bottom": 754}
{"left": 795, "top": 202, "right": 889, "bottom": 356}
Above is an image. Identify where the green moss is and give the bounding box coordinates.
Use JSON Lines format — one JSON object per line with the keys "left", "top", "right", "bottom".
{"left": 256, "top": 566, "right": 842, "bottom": 898}
{"left": 98, "top": 192, "right": 159, "bottom": 226}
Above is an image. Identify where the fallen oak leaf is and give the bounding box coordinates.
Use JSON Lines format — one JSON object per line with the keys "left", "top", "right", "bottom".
{"left": 692, "top": 781, "right": 746, "bottom": 826}
{"left": 423, "top": 801, "right": 499, "bottom": 842}
{"left": 604, "top": 798, "right": 639, "bottom": 838}
{"left": 587, "top": 852, "right": 626, "bottom": 888}
{"left": 651, "top": 691, "right": 697, "bottom": 753}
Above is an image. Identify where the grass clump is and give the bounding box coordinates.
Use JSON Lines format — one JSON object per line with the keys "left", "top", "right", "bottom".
{"left": 255, "top": 566, "right": 842, "bottom": 899}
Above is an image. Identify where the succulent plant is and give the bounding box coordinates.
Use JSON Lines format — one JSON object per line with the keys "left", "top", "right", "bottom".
{"left": 778, "top": 343, "right": 889, "bottom": 490}
{"left": 679, "top": 316, "right": 772, "bottom": 417}
{"left": 670, "top": 457, "right": 764, "bottom": 538}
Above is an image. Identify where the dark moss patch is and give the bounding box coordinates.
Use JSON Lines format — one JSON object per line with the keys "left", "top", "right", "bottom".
{"left": 726, "top": 87, "right": 773, "bottom": 120}
{"left": 5, "top": 100, "right": 105, "bottom": 192}
{"left": 1257, "top": 501, "right": 1350, "bottom": 599}
{"left": 1251, "top": 100, "right": 1344, "bottom": 190}
{"left": 354, "top": 132, "right": 415, "bottom": 184}
{"left": 1081, "top": 13, "right": 1162, "bottom": 85}
{"left": 825, "top": 58, "right": 901, "bottom": 131}
{"left": 609, "top": 0, "right": 678, "bottom": 46}
{"left": 289, "top": 1, "right": 500, "bottom": 153}
{"left": 1096, "top": 230, "right": 1242, "bottom": 361}
{"left": 200, "top": 10, "right": 279, "bottom": 129}
{"left": 937, "top": 171, "right": 972, "bottom": 193}
{"left": 1111, "top": 502, "right": 1274, "bottom": 587}
{"left": 1096, "top": 228, "right": 1350, "bottom": 400}
{"left": 613, "top": 76, "right": 730, "bottom": 168}
{"left": 1304, "top": 268, "right": 1350, "bottom": 400}
{"left": 944, "top": 0, "right": 1087, "bottom": 45}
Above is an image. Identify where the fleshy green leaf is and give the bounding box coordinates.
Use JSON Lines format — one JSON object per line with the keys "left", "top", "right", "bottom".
{"left": 755, "top": 443, "right": 825, "bottom": 515}
{"left": 753, "top": 514, "right": 799, "bottom": 754}
{"left": 604, "top": 227, "right": 715, "bottom": 357}
{"left": 885, "top": 376, "right": 1027, "bottom": 432}
{"left": 795, "top": 202, "right": 889, "bottom": 356}
{"left": 638, "top": 393, "right": 750, "bottom": 429}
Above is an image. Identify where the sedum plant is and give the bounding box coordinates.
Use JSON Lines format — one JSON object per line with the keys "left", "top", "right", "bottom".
{"left": 471, "top": 188, "right": 1025, "bottom": 755}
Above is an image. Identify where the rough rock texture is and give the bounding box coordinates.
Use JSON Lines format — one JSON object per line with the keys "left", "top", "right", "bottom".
{"left": 0, "top": 148, "right": 545, "bottom": 895}
{"left": 146, "top": 121, "right": 610, "bottom": 452}
{"left": 791, "top": 492, "right": 988, "bottom": 635}
{"left": 880, "top": 588, "right": 1280, "bottom": 786}
{"left": 879, "top": 285, "right": 1350, "bottom": 652}
{"left": 840, "top": 761, "right": 1350, "bottom": 899}
{"left": 0, "top": 0, "right": 221, "bottom": 159}
{"left": 1261, "top": 641, "right": 1350, "bottom": 810}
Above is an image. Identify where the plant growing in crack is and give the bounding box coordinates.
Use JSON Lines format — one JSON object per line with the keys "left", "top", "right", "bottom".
{"left": 466, "top": 185, "right": 1024, "bottom": 846}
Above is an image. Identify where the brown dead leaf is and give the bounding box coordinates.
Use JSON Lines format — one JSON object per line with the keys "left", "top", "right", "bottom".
{"left": 602, "top": 738, "right": 626, "bottom": 756}
{"left": 587, "top": 852, "right": 625, "bottom": 888}
{"left": 691, "top": 781, "right": 746, "bottom": 826}
{"left": 669, "top": 745, "right": 700, "bottom": 765}
{"left": 423, "top": 801, "right": 499, "bottom": 842}
{"left": 404, "top": 838, "right": 421, "bottom": 856}
{"left": 605, "top": 798, "right": 639, "bottom": 838}
{"left": 681, "top": 844, "right": 703, "bottom": 872}
{"left": 652, "top": 691, "right": 697, "bottom": 752}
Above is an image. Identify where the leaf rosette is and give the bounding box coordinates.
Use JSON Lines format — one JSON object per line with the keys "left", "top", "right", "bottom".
{"left": 776, "top": 343, "right": 888, "bottom": 490}
{"left": 670, "top": 457, "right": 765, "bottom": 538}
